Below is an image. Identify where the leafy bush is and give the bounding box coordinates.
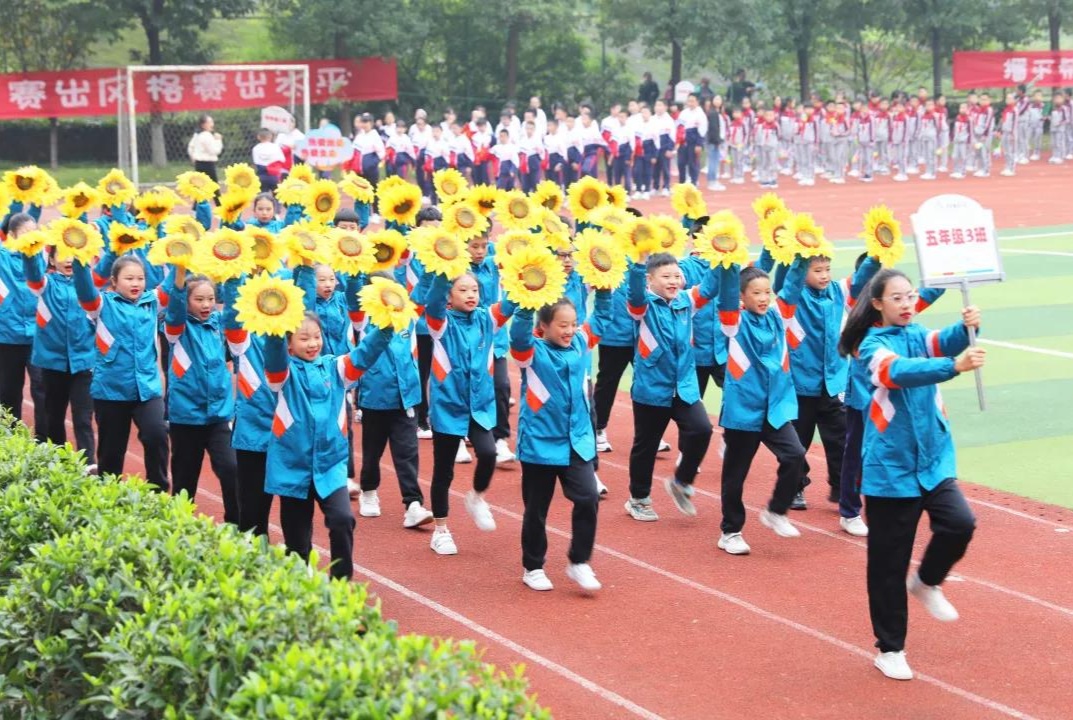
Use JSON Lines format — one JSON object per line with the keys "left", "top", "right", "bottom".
{"left": 0, "top": 414, "right": 547, "bottom": 719}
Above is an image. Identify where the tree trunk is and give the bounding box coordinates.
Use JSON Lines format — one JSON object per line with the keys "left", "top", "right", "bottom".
{"left": 1048, "top": 10, "right": 1060, "bottom": 51}
{"left": 930, "top": 26, "right": 942, "bottom": 98}
{"left": 505, "top": 22, "right": 520, "bottom": 100}
{"left": 671, "top": 40, "right": 682, "bottom": 86}
{"left": 49, "top": 117, "right": 59, "bottom": 169}
{"left": 860, "top": 40, "right": 870, "bottom": 96}
{"left": 146, "top": 12, "right": 167, "bottom": 169}
{"left": 796, "top": 46, "right": 810, "bottom": 102}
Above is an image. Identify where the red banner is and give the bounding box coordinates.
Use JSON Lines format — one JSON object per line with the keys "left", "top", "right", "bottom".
{"left": 953, "top": 51, "right": 1073, "bottom": 89}
{"left": 0, "top": 58, "right": 397, "bottom": 120}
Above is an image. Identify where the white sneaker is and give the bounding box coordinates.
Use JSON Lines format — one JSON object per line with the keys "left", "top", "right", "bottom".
{"left": 464, "top": 490, "right": 496, "bottom": 531}
{"left": 664, "top": 477, "right": 697, "bottom": 516}
{"left": 594, "top": 473, "right": 608, "bottom": 497}
{"left": 495, "top": 438, "right": 516, "bottom": 466}
{"left": 893, "top": 174, "right": 908, "bottom": 182}
{"left": 84, "top": 463, "right": 99, "bottom": 476}
{"left": 907, "top": 573, "right": 959, "bottom": 621}
{"left": 874, "top": 651, "right": 913, "bottom": 681}
{"left": 455, "top": 441, "right": 472, "bottom": 464}
{"left": 730, "top": 178, "right": 745, "bottom": 185}
{"left": 657, "top": 439, "right": 672, "bottom": 453}
{"left": 660, "top": 188, "right": 670, "bottom": 197}
{"left": 710, "top": 183, "right": 727, "bottom": 191}
{"left": 1030, "top": 153, "right": 1040, "bottom": 161}
{"left": 973, "top": 170, "right": 987, "bottom": 177}
{"left": 642, "top": 191, "right": 651, "bottom": 200}
{"left": 430, "top": 528, "right": 458, "bottom": 555}
{"left": 920, "top": 173, "right": 935, "bottom": 180}
{"left": 523, "top": 568, "right": 554, "bottom": 591}
{"left": 840, "top": 515, "right": 869, "bottom": 537}
{"left": 416, "top": 425, "right": 433, "bottom": 440}
{"left": 624, "top": 497, "right": 659, "bottom": 521}
{"left": 596, "top": 429, "right": 612, "bottom": 453}
{"left": 566, "top": 563, "right": 602, "bottom": 592}
{"left": 830, "top": 177, "right": 845, "bottom": 184}
{"left": 1000, "top": 168, "right": 1015, "bottom": 177}
{"left": 759, "top": 508, "right": 801, "bottom": 538}
{"left": 718, "top": 532, "right": 751, "bottom": 555}
{"left": 848, "top": 169, "right": 860, "bottom": 177}
{"left": 950, "top": 172, "right": 964, "bottom": 179}
{"left": 347, "top": 479, "right": 361, "bottom": 499}
{"left": 358, "top": 490, "right": 381, "bottom": 518}
{"left": 403, "top": 501, "right": 434, "bottom": 528}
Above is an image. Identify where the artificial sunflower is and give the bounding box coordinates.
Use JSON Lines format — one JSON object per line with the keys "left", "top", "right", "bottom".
{"left": 605, "top": 184, "right": 628, "bottom": 209}
{"left": 4, "top": 166, "right": 52, "bottom": 206}
{"left": 408, "top": 226, "right": 471, "bottom": 279}
{"left": 378, "top": 182, "right": 422, "bottom": 227}
{"left": 304, "top": 180, "right": 341, "bottom": 224}
{"left": 466, "top": 184, "right": 501, "bottom": 217}
{"left": 364, "top": 229, "right": 408, "bottom": 272}
{"left": 358, "top": 276, "right": 418, "bottom": 332}
{"left": 497, "top": 230, "right": 542, "bottom": 260}
{"left": 758, "top": 208, "right": 796, "bottom": 266}
{"left": 617, "top": 217, "right": 662, "bottom": 262}
{"left": 588, "top": 206, "right": 632, "bottom": 235}
{"left": 543, "top": 229, "right": 572, "bottom": 253}
{"left": 751, "top": 192, "right": 787, "bottom": 222}
{"left": 175, "top": 171, "right": 219, "bottom": 204}
{"left": 149, "top": 185, "right": 183, "bottom": 206}
{"left": 566, "top": 176, "right": 607, "bottom": 223}
{"left": 441, "top": 200, "right": 489, "bottom": 241}
{"left": 4, "top": 228, "right": 50, "bottom": 256}
{"left": 785, "top": 213, "right": 833, "bottom": 260}
{"left": 572, "top": 229, "right": 626, "bottom": 290}
{"left": 224, "top": 163, "right": 261, "bottom": 197}
{"left": 164, "top": 215, "right": 205, "bottom": 243}
{"left": 538, "top": 210, "right": 569, "bottom": 237}
{"left": 134, "top": 189, "right": 178, "bottom": 227}
{"left": 280, "top": 221, "right": 330, "bottom": 266}
{"left": 108, "top": 223, "right": 154, "bottom": 255}
{"left": 500, "top": 245, "right": 567, "bottom": 311}
{"left": 433, "top": 168, "right": 469, "bottom": 204}
{"left": 194, "top": 228, "right": 256, "bottom": 282}
{"left": 696, "top": 211, "right": 749, "bottom": 268}
{"left": 326, "top": 228, "right": 372, "bottom": 276}
{"left": 48, "top": 218, "right": 103, "bottom": 264}
{"left": 58, "top": 183, "right": 101, "bottom": 219}
{"left": 376, "top": 175, "right": 408, "bottom": 196}
{"left": 531, "top": 180, "right": 564, "bottom": 213}
{"left": 246, "top": 226, "right": 286, "bottom": 272}
{"left": 146, "top": 234, "right": 198, "bottom": 269}
{"left": 495, "top": 191, "right": 538, "bottom": 231}
{"left": 275, "top": 175, "right": 309, "bottom": 207}
{"left": 859, "top": 205, "right": 904, "bottom": 266}
{"left": 0, "top": 184, "right": 9, "bottom": 215}
{"left": 96, "top": 169, "right": 137, "bottom": 208}
{"left": 288, "top": 164, "right": 316, "bottom": 186}
{"left": 338, "top": 172, "right": 375, "bottom": 205}
{"left": 670, "top": 182, "right": 707, "bottom": 220}
{"left": 650, "top": 215, "right": 688, "bottom": 258}
{"left": 233, "top": 273, "right": 306, "bottom": 337}
{"left": 216, "top": 190, "right": 253, "bottom": 225}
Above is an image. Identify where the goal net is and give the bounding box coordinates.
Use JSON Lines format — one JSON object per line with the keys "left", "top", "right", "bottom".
{"left": 119, "top": 64, "right": 311, "bottom": 187}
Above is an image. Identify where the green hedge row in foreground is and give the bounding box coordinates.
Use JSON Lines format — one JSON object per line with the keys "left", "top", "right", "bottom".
{"left": 0, "top": 417, "right": 550, "bottom": 719}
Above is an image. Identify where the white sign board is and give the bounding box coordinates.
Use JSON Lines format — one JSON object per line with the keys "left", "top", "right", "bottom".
{"left": 260, "top": 105, "right": 294, "bottom": 135}
{"left": 293, "top": 125, "right": 351, "bottom": 170}
{"left": 674, "top": 80, "right": 696, "bottom": 103}
{"left": 910, "top": 194, "right": 1004, "bottom": 288}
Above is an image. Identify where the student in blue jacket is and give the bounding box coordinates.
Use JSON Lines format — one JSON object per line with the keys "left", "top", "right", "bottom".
{"left": 715, "top": 257, "right": 808, "bottom": 555}
{"left": 840, "top": 269, "right": 982, "bottom": 682}
{"left": 163, "top": 266, "right": 239, "bottom": 524}
{"left": 787, "top": 250, "right": 880, "bottom": 519}
{"left": 624, "top": 251, "right": 720, "bottom": 522}
{"left": 511, "top": 291, "right": 610, "bottom": 593}
{"left": 261, "top": 311, "right": 393, "bottom": 580}
{"left": 0, "top": 212, "right": 47, "bottom": 436}
{"left": 73, "top": 254, "right": 169, "bottom": 491}
{"left": 22, "top": 245, "right": 97, "bottom": 468}
{"left": 422, "top": 269, "right": 514, "bottom": 555}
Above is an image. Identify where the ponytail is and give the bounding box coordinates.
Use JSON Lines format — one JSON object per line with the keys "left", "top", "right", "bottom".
{"left": 838, "top": 268, "right": 908, "bottom": 357}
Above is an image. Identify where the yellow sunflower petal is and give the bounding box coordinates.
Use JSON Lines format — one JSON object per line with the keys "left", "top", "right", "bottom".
{"left": 224, "top": 163, "right": 261, "bottom": 196}
{"left": 358, "top": 276, "right": 417, "bottom": 332}
{"left": 48, "top": 218, "right": 103, "bottom": 265}
{"left": 751, "top": 192, "right": 787, "bottom": 222}
{"left": 588, "top": 206, "right": 632, "bottom": 235}
{"left": 193, "top": 228, "right": 256, "bottom": 282}
{"left": 327, "top": 228, "right": 372, "bottom": 276}
{"left": 378, "top": 182, "right": 422, "bottom": 227}
{"left": 566, "top": 176, "right": 607, "bottom": 223}
{"left": 466, "top": 184, "right": 501, "bottom": 217}
{"left": 786, "top": 213, "right": 830, "bottom": 259}
{"left": 287, "top": 164, "right": 316, "bottom": 186}
{"left": 4, "top": 228, "right": 50, "bottom": 256}
{"left": 440, "top": 200, "right": 490, "bottom": 242}
{"left": 304, "top": 180, "right": 341, "bottom": 224}
{"left": 146, "top": 234, "right": 198, "bottom": 269}
{"left": 275, "top": 175, "right": 310, "bottom": 207}
{"left": 3, "top": 166, "right": 54, "bottom": 206}
{"left": 96, "top": 169, "right": 137, "bottom": 208}
{"left": 497, "top": 230, "right": 541, "bottom": 261}
{"left": 495, "top": 191, "right": 537, "bottom": 231}
{"left": 531, "top": 180, "right": 564, "bottom": 213}
{"left": 246, "top": 226, "right": 286, "bottom": 272}
{"left": 696, "top": 211, "right": 750, "bottom": 268}
{"left": 572, "top": 229, "right": 627, "bottom": 290}
{"left": 500, "top": 245, "right": 567, "bottom": 310}
{"left": 108, "top": 224, "right": 154, "bottom": 255}
{"left": 605, "top": 184, "right": 628, "bottom": 209}
{"left": 433, "top": 168, "right": 469, "bottom": 205}
{"left": 164, "top": 215, "right": 205, "bottom": 243}
{"left": 759, "top": 208, "right": 796, "bottom": 266}
{"left": 134, "top": 190, "right": 178, "bottom": 227}
{"left": 670, "top": 182, "right": 707, "bottom": 220}
{"left": 649, "top": 215, "right": 688, "bottom": 258}
{"left": 234, "top": 274, "right": 307, "bottom": 337}
{"left": 57, "top": 183, "right": 101, "bottom": 219}
{"left": 338, "top": 172, "right": 375, "bottom": 205}
{"left": 408, "top": 226, "right": 472, "bottom": 279}
{"left": 280, "top": 221, "right": 330, "bottom": 266}
{"left": 216, "top": 191, "right": 253, "bottom": 225}
{"left": 376, "top": 175, "right": 408, "bottom": 196}
{"left": 616, "top": 217, "right": 662, "bottom": 262}
{"left": 859, "top": 205, "right": 904, "bottom": 266}
{"left": 364, "top": 229, "right": 408, "bottom": 272}
{"left": 175, "top": 171, "right": 219, "bottom": 204}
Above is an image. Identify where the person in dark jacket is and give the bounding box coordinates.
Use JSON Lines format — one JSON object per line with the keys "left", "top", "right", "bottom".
{"left": 639, "top": 72, "right": 660, "bottom": 106}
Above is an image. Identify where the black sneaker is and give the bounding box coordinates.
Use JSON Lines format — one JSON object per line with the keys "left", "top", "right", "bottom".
{"left": 790, "top": 492, "right": 807, "bottom": 511}
{"left": 828, "top": 485, "right": 840, "bottom": 503}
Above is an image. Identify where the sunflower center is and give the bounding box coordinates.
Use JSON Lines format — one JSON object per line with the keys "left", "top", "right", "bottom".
{"left": 478, "top": 198, "right": 496, "bottom": 210}
{"left": 256, "top": 289, "right": 288, "bottom": 316}
{"left": 433, "top": 236, "right": 459, "bottom": 260}
{"left": 542, "top": 197, "right": 557, "bottom": 210}
{"left": 63, "top": 228, "right": 88, "bottom": 249}
{"left": 298, "top": 233, "right": 317, "bottom": 251}
{"left": 520, "top": 267, "right": 546, "bottom": 292}
{"left": 167, "top": 239, "right": 193, "bottom": 257}
{"left": 509, "top": 199, "right": 529, "bottom": 219}
{"left": 147, "top": 205, "right": 166, "bottom": 216}
{"left": 214, "top": 239, "right": 242, "bottom": 260}
{"left": 395, "top": 200, "right": 414, "bottom": 214}
{"left": 73, "top": 193, "right": 90, "bottom": 208}
{"left": 234, "top": 175, "right": 253, "bottom": 188}
{"left": 505, "top": 238, "right": 529, "bottom": 255}
{"left": 456, "top": 209, "right": 476, "bottom": 228}
{"left": 117, "top": 233, "right": 138, "bottom": 246}
{"left": 590, "top": 246, "right": 613, "bottom": 272}
{"left": 580, "top": 189, "right": 600, "bottom": 210}
{"left": 315, "top": 194, "right": 333, "bottom": 212}
{"left": 380, "top": 288, "right": 406, "bottom": 310}
{"left": 338, "top": 235, "right": 363, "bottom": 257}
{"left": 252, "top": 237, "right": 272, "bottom": 260}
{"left": 876, "top": 225, "right": 894, "bottom": 247}
{"left": 374, "top": 243, "right": 394, "bottom": 262}
{"left": 796, "top": 231, "right": 819, "bottom": 248}
{"left": 711, "top": 234, "right": 737, "bottom": 252}
{"left": 15, "top": 176, "right": 33, "bottom": 191}
{"left": 771, "top": 226, "right": 787, "bottom": 245}
{"left": 631, "top": 226, "right": 654, "bottom": 245}
{"left": 442, "top": 180, "right": 458, "bottom": 195}
{"left": 190, "top": 176, "right": 207, "bottom": 188}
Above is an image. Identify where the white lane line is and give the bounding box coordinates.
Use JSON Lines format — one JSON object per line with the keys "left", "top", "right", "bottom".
{"left": 1001, "top": 249, "right": 1073, "bottom": 258}
{"left": 976, "top": 338, "right": 1073, "bottom": 359}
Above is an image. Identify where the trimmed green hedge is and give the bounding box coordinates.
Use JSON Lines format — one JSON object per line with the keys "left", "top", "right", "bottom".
{"left": 0, "top": 416, "right": 549, "bottom": 719}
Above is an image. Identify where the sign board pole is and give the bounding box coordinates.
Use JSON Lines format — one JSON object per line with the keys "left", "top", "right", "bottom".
{"left": 959, "top": 279, "right": 986, "bottom": 411}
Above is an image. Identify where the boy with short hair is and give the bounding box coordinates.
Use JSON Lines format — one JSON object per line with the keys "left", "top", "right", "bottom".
{"left": 251, "top": 128, "right": 287, "bottom": 192}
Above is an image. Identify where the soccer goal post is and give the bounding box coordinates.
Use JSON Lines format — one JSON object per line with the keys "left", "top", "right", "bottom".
{"left": 122, "top": 64, "right": 311, "bottom": 187}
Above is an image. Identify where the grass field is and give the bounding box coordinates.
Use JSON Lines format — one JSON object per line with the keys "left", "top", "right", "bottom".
{"left": 610, "top": 224, "right": 1073, "bottom": 508}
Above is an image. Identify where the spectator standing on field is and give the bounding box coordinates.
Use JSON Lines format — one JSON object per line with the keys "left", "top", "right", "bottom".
{"left": 639, "top": 72, "right": 660, "bottom": 106}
